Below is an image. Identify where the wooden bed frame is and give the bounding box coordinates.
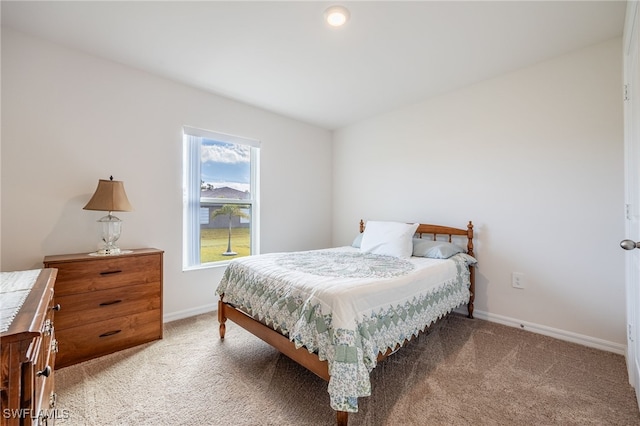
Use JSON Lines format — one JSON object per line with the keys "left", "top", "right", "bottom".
{"left": 218, "top": 220, "right": 474, "bottom": 425}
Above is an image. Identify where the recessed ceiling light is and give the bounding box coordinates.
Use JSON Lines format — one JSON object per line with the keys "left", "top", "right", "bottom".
{"left": 324, "top": 5, "right": 350, "bottom": 27}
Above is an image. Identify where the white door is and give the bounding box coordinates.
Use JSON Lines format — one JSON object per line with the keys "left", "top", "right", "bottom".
{"left": 623, "top": 0, "right": 640, "bottom": 408}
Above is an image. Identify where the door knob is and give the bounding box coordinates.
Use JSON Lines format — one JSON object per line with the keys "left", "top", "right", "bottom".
{"left": 620, "top": 239, "right": 640, "bottom": 250}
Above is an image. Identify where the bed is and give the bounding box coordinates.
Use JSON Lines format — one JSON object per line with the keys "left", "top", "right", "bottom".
{"left": 216, "top": 220, "right": 476, "bottom": 425}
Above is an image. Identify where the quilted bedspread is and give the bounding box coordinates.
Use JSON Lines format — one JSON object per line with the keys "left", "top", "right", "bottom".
{"left": 217, "top": 246, "right": 476, "bottom": 412}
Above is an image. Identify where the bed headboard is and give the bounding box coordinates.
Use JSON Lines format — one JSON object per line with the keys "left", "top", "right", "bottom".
{"left": 359, "top": 219, "right": 474, "bottom": 257}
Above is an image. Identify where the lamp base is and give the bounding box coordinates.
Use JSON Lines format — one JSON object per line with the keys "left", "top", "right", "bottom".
{"left": 92, "top": 213, "right": 127, "bottom": 256}
{"left": 99, "top": 247, "right": 121, "bottom": 255}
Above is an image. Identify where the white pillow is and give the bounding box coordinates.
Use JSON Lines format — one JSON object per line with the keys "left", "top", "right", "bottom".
{"left": 360, "top": 221, "right": 419, "bottom": 258}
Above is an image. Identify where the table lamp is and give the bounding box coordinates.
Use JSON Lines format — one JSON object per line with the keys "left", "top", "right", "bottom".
{"left": 83, "top": 176, "right": 133, "bottom": 255}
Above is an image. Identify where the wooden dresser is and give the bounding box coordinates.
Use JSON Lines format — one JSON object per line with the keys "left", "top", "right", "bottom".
{"left": 1, "top": 269, "right": 59, "bottom": 426}
{"left": 42, "top": 248, "right": 163, "bottom": 368}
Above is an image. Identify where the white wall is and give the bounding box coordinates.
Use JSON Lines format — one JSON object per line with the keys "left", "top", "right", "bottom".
{"left": 1, "top": 29, "right": 333, "bottom": 320}
{"left": 332, "top": 38, "right": 626, "bottom": 350}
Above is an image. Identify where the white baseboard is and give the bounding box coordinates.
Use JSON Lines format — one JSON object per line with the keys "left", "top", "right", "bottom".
{"left": 163, "top": 303, "right": 216, "bottom": 323}
{"left": 469, "top": 309, "right": 626, "bottom": 355}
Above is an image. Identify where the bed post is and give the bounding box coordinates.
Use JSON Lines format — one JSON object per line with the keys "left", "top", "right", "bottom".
{"left": 466, "top": 221, "right": 474, "bottom": 257}
{"left": 337, "top": 411, "right": 348, "bottom": 426}
{"left": 468, "top": 270, "right": 475, "bottom": 319}
{"left": 467, "top": 221, "right": 475, "bottom": 319}
{"left": 218, "top": 294, "right": 227, "bottom": 339}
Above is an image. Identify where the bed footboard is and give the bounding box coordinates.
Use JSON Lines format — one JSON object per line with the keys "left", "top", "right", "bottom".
{"left": 217, "top": 294, "right": 458, "bottom": 426}
{"left": 218, "top": 295, "right": 331, "bottom": 381}
{"left": 218, "top": 296, "right": 350, "bottom": 424}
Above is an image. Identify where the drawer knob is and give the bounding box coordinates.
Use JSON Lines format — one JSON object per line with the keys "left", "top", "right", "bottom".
{"left": 52, "top": 304, "right": 61, "bottom": 311}
{"left": 99, "top": 329, "right": 122, "bottom": 338}
{"left": 37, "top": 365, "right": 51, "bottom": 377}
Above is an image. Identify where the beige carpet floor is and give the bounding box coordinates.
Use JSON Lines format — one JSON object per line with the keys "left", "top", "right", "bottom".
{"left": 55, "top": 312, "right": 640, "bottom": 425}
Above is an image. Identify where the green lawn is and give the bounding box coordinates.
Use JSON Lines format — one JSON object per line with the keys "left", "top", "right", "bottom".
{"left": 201, "top": 227, "right": 250, "bottom": 263}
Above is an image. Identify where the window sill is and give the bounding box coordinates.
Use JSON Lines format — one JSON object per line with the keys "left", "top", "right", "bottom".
{"left": 182, "top": 261, "right": 231, "bottom": 272}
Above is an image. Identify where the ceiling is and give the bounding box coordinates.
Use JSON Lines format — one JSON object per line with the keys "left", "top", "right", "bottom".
{"left": 1, "top": 1, "right": 627, "bottom": 130}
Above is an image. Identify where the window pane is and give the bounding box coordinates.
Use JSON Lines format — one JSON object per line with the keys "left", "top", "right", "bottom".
{"left": 201, "top": 139, "right": 251, "bottom": 199}
{"left": 200, "top": 203, "right": 251, "bottom": 263}
{"left": 199, "top": 139, "right": 252, "bottom": 263}
{"left": 183, "top": 127, "right": 259, "bottom": 269}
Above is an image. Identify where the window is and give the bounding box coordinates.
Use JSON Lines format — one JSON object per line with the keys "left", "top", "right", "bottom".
{"left": 183, "top": 126, "right": 260, "bottom": 269}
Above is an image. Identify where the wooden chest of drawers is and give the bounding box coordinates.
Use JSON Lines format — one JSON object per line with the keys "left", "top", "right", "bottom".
{"left": 1, "top": 269, "right": 58, "bottom": 426}
{"left": 43, "top": 248, "right": 163, "bottom": 368}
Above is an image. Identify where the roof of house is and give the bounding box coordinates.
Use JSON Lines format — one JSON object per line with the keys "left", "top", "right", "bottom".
{"left": 200, "top": 186, "right": 249, "bottom": 200}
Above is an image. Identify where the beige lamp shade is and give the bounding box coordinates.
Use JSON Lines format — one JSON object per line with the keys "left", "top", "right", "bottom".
{"left": 83, "top": 177, "right": 133, "bottom": 212}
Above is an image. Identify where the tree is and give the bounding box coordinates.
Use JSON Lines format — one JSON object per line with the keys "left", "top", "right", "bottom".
{"left": 211, "top": 204, "right": 249, "bottom": 256}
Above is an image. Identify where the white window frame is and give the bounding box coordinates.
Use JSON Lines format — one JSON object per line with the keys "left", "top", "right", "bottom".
{"left": 182, "top": 126, "right": 260, "bottom": 270}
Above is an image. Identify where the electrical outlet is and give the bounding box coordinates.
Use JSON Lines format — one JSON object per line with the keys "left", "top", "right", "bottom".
{"left": 512, "top": 272, "right": 525, "bottom": 289}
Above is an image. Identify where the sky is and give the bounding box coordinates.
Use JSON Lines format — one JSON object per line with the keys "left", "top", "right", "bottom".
{"left": 201, "top": 139, "right": 250, "bottom": 192}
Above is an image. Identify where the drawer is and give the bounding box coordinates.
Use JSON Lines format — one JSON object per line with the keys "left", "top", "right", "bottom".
{"left": 56, "top": 309, "right": 161, "bottom": 368}
{"left": 51, "top": 254, "right": 161, "bottom": 296}
{"left": 55, "top": 281, "right": 161, "bottom": 329}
